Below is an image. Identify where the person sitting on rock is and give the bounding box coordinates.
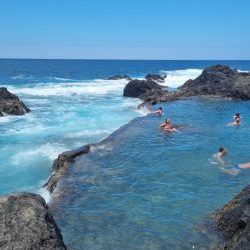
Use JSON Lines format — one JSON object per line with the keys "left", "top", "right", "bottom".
{"left": 152, "top": 107, "right": 163, "bottom": 115}
{"left": 160, "top": 118, "right": 178, "bottom": 132}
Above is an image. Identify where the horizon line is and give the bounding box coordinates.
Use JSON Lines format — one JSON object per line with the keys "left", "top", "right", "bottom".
{"left": 0, "top": 57, "right": 250, "bottom": 61}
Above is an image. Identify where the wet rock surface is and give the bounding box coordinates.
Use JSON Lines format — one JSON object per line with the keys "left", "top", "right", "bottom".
{"left": 179, "top": 64, "right": 250, "bottom": 100}
{"left": 0, "top": 87, "right": 30, "bottom": 116}
{"left": 214, "top": 185, "right": 250, "bottom": 249}
{"left": 124, "top": 65, "right": 250, "bottom": 106}
{"left": 123, "top": 79, "right": 164, "bottom": 99}
{"left": 0, "top": 192, "right": 66, "bottom": 250}
{"left": 107, "top": 74, "right": 131, "bottom": 80}
{"left": 145, "top": 73, "right": 167, "bottom": 83}
{"left": 44, "top": 145, "right": 90, "bottom": 193}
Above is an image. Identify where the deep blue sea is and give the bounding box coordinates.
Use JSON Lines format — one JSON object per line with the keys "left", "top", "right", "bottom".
{"left": 1, "top": 59, "right": 250, "bottom": 249}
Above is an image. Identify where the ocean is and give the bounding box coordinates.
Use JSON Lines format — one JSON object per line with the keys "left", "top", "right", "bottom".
{"left": 1, "top": 59, "right": 250, "bottom": 249}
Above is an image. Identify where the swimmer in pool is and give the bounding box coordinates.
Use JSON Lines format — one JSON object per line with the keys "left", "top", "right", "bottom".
{"left": 152, "top": 107, "right": 163, "bottom": 115}
{"left": 215, "top": 147, "right": 250, "bottom": 172}
{"left": 228, "top": 113, "right": 241, "bottom": 126}
{"left": 234, "top": 113, "right": 240, "bottom": 120}
{"left": 160, "top": 118, "right": 178, "bottom": 132}
{"left": 234, "top": 117, "right": 240, "bottom": 126}
{"left": 216, "top": 147, "right": 227, "bottom": 164}
{"left": 233, "top": 113, "right": 241, "bottom": 125}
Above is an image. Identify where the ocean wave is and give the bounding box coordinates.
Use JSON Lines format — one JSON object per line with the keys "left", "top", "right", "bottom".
{"left": 11, "top": 143, "right": 68, "bottom": 165}
{"left": 0, "top": 112, "right": 33, "bottom": 123}
{"left": 53, "top": 77, "right": 76, "bottom": 81}
{"left": 65, "top": 129, "right": 111, "bottom": 139}
{"left": 238, "top": 69, "right": 250, "bottom": 73}
{"left": 38, "top": 186, "right": 51, "bottom": 203}
{"left": 160, "top": 69, "right": 202, "bottom": 88}
{"left": 136, "top": 105, "right": 151, "bottom": 116}
{"left": 10, "top": 75, "right": 34, "bottom": 80}
{"left": 7, "top": 79, "right": 129, "bottom": 97}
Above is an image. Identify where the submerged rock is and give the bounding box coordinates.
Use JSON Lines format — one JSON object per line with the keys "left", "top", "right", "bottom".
{"left": 0, "top": 87, "right": 30, "bottom": 116}
{"left": 44, "top": 145, "right": 90, "bottom": 193}
{"left": 214, "top": 185, "right": 250, "bottom": 249}
{"left": 107, "top": 74, "right": 131, "bottom": 80}
{"left": 179, "top": 65, "right": 250, "bottom": 100}
{"left": 145, "top": 73, "right": 167, "bottom": 83}
{"left": 0, "top": 192, "right": 66, "bottom": 250}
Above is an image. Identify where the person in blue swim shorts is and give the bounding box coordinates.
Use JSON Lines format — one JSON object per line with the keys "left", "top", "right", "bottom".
{"left": 216, "top": 147, "right": 250, "bottom": 170}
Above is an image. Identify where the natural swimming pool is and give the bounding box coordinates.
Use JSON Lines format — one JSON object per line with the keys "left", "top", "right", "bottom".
{"left": 50, "top": 98, "right": 250, "bottom": 249}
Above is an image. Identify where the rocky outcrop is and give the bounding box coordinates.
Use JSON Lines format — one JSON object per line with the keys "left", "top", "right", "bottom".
{"left": 145, "top": 73, "right": 167, "bottom": 83}
{"left": 214, "top": 185, "right": 250, "bottom": 249}
{"left": 124, "top": 65, "right": 250, "bottom": 105}
{"left": 0, "top": 192, "right": 66, "bottom": 250}
{"left": 123, "top": 79, "right": 164, "bottom": 99}
{"left": 178, "top": 65, "right": 250, "bottom": 100}
{"left": 44, "top": 145, "right": 90, "bottom": 193}
{"left": 139, "top": 89, "right": 169, "bottom": 105}
{"left": 0, "top": 87, "right": 30, "bottom": 116}
{"left": 107, "top": 74, "right": 131, "bottom": 80}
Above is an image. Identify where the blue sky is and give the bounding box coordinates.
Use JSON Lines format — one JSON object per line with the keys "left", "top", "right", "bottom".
{"left": 0, "top": 0, "right": 250, "bottom": 59}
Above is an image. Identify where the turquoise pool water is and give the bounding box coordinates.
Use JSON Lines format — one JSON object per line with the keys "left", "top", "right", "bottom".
{"left": 51, "top": 99, "right": 250, "bottom": 249}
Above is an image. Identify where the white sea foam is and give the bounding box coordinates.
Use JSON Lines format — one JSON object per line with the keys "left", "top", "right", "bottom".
{"left": 0, "top": 112, "right": 34, "bottom": 123}
{"left": 38, "top": 187, "right": 51, "bottom": 203}
{"left": 8, "top": 79, "right": 129, "bottom": 97}
{"left": 0, "top": 115, "right": 13, "bottom": 123}
{"left": 160, "top": 69, "right": 202, "bottom": 88}
{"left": 238, "top": 69, "right": 250, "bottom": 73}
{"left": 10, "top": 75, "right": 33, "bottom": 80}
{"left": 53, "top": 77, "right": 76, "bottom": 81}
{"left": 65, "top": 129, "right": 111, "bottom": 139}
{"left": 11, "top": 143, "right": 68, "bottom": 165}
{"left": 136, "top": 105, "right": 151, "bottom": 116}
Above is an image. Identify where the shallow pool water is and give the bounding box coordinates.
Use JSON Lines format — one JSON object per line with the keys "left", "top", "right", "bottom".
{"left": 51, "top": 98, "right": 250, "bottom": 249}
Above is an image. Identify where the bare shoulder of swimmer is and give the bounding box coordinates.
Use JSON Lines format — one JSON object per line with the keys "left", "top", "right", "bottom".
{"left": 216, "top": 153, "right": 225, "bottom": 164}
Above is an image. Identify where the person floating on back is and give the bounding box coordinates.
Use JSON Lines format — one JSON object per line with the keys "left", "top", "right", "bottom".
{"left": 160, "top": 118, "right": 178, "bottom": 132}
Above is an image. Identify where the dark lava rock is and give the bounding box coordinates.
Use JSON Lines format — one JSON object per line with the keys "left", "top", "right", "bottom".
{"left": 107, "top": 74, "right": 131, "bottom": 80}
{"left": 44, "top": 145, "right": 90, "bottom": 193}
{"left": 125, "top": 64, "right": 250, "bottom": 106}
{"left": 0, "top": 192, "right": 66, "bottom": 250}
{"left": 178, "top": 65, "right": 250, "bottom": 100}
{"left": 145, "top": 73, "right": 167, "bottom": 83}
{"left": 123, "top": 79, "right": 164, "bottom": 98}
{"left": 139, "top": 89, "right": 169, "bottom": 105}
{"left": 214, "top": 185, "right": 250, "bottom": 249}
{"left": 0, "top": 87, "right": 30, "bottom": 116}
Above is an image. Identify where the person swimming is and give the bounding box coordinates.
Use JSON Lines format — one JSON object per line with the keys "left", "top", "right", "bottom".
{"left": 215, "top": 147, "right": 227, "bottom": 164}
{"left": 215, "top": 146, "right": 250, "bottom": 172}
{"left": 234, "top": 113, "right": 240, "bottom": 120}
{"left": 152, "top": 107, "right": 163, "bottom": 115}
{"left": 233, "top": 113, "right": 241, "bottom": 125}
{"left": 228, "top": 113, "right": 241, "bottom": 126}
{"left": 160, "top": 118, "right": 178, "bottom": 132}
